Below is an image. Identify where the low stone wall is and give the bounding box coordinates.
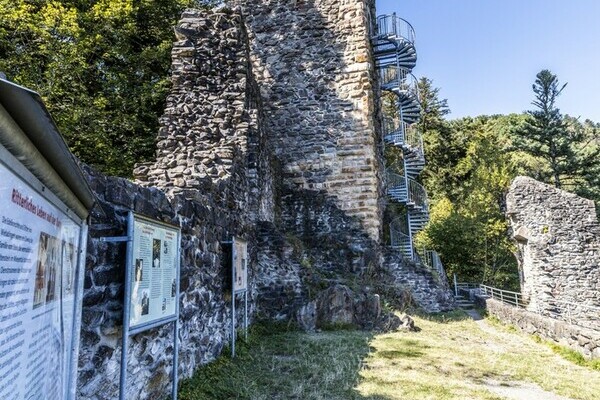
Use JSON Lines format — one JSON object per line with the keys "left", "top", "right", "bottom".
{"left": 478, "top": 297, "right": 600, "bottom": 360}
{"left": 78, "top": 168, "right": 254, "bottom": 400}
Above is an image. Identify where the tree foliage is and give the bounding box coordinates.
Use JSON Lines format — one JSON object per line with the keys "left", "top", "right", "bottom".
{"left": 514, "top": 69, "right": 600, "bottom": 191}
{"left": 417, "top": 114, "right": 523, "bottom": 289}
{"left": 416, "top": 74, "right": 600, "bottom": 288}
{"left": 0, "top": 0, "right": 219, "bottom": 176}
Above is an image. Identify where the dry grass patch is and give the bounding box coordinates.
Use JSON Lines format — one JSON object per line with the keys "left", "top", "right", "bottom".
{"left": 356, "top": 311, "right": 600, "bottom": 400}
{"left": 179, "top": 312, "right": 600, "bottom": 400}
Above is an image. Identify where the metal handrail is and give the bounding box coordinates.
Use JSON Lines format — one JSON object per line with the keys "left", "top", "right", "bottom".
{"left": 479, "top": 285, "right": 525, "bottom": 308}
{"left": 469, "top": 283, "right": 600, "bottom": 330}
{"left": 374, "top": 14, "right": 416, "bottom": 44}
{"left": 421, "top": 250, "right": 448, "bottom": 281}
{"left": 382, "top": 117, "right": 423, "bottom": 154}
{"left": 386, "top": 170, "right": 406, "bottom": 195}
{"left": 407, "top": 178, "right": 428, "bottom": 210}
{"left": 379, "top": 66, "right": 420, "bottom": 102}
{"left": 389, "top": 216, "right": 410, "bottom": 249}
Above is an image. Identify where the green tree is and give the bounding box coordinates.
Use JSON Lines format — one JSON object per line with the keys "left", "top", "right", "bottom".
{"left": 0, "top": 0, "right": 218, "bottom": 176}
{"left": 515, "top": 69, "right": 600, "bottom": 190}
{"left": 417, "top": 77, "right": 468, "bottom": 203}
{"left": 418, "top": 115, "right": 521, "bottom": 289}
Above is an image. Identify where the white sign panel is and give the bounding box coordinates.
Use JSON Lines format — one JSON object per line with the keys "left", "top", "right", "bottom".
{"left": 233, "top": 238, "right": 247, "bottom": 293}
{"left": 0, "top": 161, "right": 81, "bottom": 400}
{"left": 129, "top": 216, "right": 179, "bottom": 330}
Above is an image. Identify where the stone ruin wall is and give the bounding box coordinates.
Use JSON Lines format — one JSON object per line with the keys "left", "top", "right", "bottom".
{"left": 478, "top": 297, "right": 600, "bottom": 359}
{"left": 232, "top": 0, "right": 384, "bottom": 241}
{"left": 506, "top": 176, "right": 600, "bottom": 323}
{"left": 79, "top": 9, "right": 271, "bottom": 399}
{"left": 77, "top": 4, "right": 455, "bottom": 399}
{"left": 80, "top": 168, "right": 249, "bottom": 400}
{"left": 134, "top": 8, "right": 275, "bottom": 225}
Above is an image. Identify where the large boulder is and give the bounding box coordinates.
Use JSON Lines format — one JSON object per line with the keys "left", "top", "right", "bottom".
{"left": 297, "top": 284, "right": 402, "bottom": 332}
{"left": 316, "top": 284, "right": 355, "bottom": 327}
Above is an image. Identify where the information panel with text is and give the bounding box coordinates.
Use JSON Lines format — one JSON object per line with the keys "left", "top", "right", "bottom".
{"left": 0, "top": 161, "right": 82, "bottom": 400}
{"left": 129, "top": 216, "right": 180, "bottom": 331}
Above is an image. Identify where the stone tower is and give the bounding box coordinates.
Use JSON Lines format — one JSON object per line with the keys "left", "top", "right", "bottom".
{"left": 232, "top": 0, "right": 384, "bottom": 241}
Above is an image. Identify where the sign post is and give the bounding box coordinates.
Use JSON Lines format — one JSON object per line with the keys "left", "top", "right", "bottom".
{"left": 116, "top": 212, "right": 181, "bottom": 400}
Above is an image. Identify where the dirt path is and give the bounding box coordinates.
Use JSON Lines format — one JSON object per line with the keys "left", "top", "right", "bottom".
{"left": 480, "top": 379, "right": 575, "bottom": 400}
{"left": 465, "top": 309, "right": 576, "bottom": 400}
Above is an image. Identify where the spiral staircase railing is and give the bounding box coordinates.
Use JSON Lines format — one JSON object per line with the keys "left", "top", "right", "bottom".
{"left": 374, "top": 12, "right": 446, "bottom": 280}
{"left": 389, "top": 216, "right": 411, "bottom": 253}
{"left": 372, "top": 15, "right": 417, "bottom": 69}
{"left": 407, "top": 178, "right": 428, "bottom": 211}
{"left": 379, "top": 66, "right": 420, "bottom": 103}
{"left": 374, "top": 14, "right": 416, "bottom": 43}
{"left": 386, "top": 170, "right": 407, "bottom": 202}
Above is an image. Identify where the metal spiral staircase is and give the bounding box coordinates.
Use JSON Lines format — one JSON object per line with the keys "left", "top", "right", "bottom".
{"left": 373, "top": 13, "right": 444, "bottom": 278}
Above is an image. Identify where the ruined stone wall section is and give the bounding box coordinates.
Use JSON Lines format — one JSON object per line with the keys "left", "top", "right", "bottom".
{"left": 234, "top": 0, "right": 383, "bottom": 240}
{"left": 383, "top": 250, "right": 455, "bottom": 313}
{"left": 79, "top": 168, "right": 255, "bottom": 400}
{"left": 134, "top": 8, "right": 275, "bottom": 224}
{"left": 506, "top": 176, "right": 600, "bottom": 320}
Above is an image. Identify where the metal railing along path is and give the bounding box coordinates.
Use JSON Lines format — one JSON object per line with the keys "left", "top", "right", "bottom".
{"left": 479, "top": 285, "right": 525, "bottom": 308}
{"left": 454, "top": 281, "right": 600, "bottom": 331}
{"left": 420, "top": 249, "right": 448, "bottom": 282}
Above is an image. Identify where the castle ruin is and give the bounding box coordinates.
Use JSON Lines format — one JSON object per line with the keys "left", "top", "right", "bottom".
{"left": 77, "top": 2, "right": 453, "bottom": 399}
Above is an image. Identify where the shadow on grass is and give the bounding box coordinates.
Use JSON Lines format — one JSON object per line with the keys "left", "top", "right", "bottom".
{"left": 178, "top": 311, "right": 479, "bottom": 399}
{"left": 178, "top": 321, "right": 396, "bottom": 400}
{"left": 378, "top": 348, "right": 424, "bottom": 359}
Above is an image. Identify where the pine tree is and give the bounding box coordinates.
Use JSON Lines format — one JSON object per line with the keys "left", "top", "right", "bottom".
{"left": 515, "top": 70, "right": 600, "bottom": 189}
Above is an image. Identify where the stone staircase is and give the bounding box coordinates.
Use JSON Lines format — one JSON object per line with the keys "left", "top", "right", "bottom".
{"left": 454, "top": 294, "right": 476, "bottom": 310}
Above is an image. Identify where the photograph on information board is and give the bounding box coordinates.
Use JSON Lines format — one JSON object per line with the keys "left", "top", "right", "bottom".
{"left": 129, "top": 216, "right": 179, "bottom": 330}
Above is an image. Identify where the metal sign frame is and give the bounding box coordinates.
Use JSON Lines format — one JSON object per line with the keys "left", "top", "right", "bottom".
{"left": 229, "top": 237, "right": 248, "bottom": 358}
{"left": 113, "top": 212, "right": 181, "bottom": 400}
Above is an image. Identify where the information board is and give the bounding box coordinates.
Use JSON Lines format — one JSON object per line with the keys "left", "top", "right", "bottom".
{"left": 233, "top": 238, "right": 248, "bottom": 293}
{"left": 0, "top": 160, "right": 83, "bottom": 400}
{"left": 128, "top": 215, "right": 180, "bottom": 331}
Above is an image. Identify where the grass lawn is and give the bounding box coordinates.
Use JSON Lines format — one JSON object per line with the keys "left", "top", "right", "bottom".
{"left": 179, "top": 312, "right": 600, "bottom": 400}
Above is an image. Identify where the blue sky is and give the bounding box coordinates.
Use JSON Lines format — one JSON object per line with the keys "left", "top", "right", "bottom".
{"left": 375, "top": 0, "right": 600, "bottom": 121}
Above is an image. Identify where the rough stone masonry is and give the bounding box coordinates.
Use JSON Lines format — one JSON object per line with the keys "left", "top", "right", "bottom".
{"left": 78, "top": 3, "right": 454, "bottom": 399}
{"left": 231, "top": 0, "right": 384, "bottom": 240}
{"left": 506, "top": 176, "right": 600, "bottom": 324}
